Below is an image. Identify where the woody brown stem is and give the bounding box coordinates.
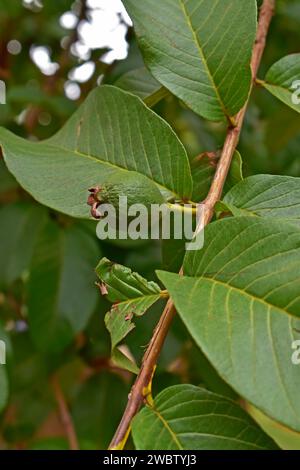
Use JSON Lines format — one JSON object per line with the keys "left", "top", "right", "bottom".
{"left": 109, "top": 0, "right": 275, "bottom": 450}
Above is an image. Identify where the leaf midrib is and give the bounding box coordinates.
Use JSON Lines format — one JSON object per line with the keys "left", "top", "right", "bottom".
{"left": 150, "top": 405, "right": 183, "bottom": 449}
{"left": 46, "top": 140, "right": 181, "bottom": 199}
{"left": 179, "top": 0, "right": 228, "bottom": 118}
{"left": 0, "top": 126, "right": 182, "bottom": 199}
{"left": 264, "top": 80, "right": 295, "bottom": 95}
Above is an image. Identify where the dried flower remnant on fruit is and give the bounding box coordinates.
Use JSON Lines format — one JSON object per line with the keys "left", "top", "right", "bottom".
{"left": 87, "top": 186, "right": 102, "bottom": 219}
{"left": 96, "top": 282, "right": 108, "bottom": 296}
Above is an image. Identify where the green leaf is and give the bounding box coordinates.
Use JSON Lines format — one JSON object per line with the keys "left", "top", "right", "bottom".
{"left": 262, "top": 54, "right": 300, "bottom": 114}
{"left": 123, "top": 0, "right": 257, "bottom": 121}
{"left": 96, "top": 258, "right": 163, "bottom": 372}
{"left": 115, "top": 67, "right": 168, "bottom": 107}
{"left": 28, "top": 222, "right": 101, "bottom": 352}
{"left": 192, "top": 150, "right": 243, "bottom": 202}
{"left": 221, "top": 175, "right": 300, "bottom": 224}
{"left": 105, "top": 294, "right": 162, "bottom": 341}
{"left": 0, "top": 202, "right": 47, "bottom": 289}
{"left": 96, "top": 257, "right": 162, "bottom": 302}
{"left": 157, "top": 217, "right": 300, "bottom": 432}
{"left": 132, "top": 384, "right": 278, "bottom": 450}
{"left": 0, "top": 86, "right": 192, "bottom": 218}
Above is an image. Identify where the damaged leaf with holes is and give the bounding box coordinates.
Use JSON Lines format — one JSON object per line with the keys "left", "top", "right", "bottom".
{"left": 96, "top": 258, "right": 166, "bottom": 373}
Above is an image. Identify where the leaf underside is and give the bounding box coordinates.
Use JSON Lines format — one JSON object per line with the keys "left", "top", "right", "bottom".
{"left": 222, "top": 174, "right": 300, "bottom": 225}
{"left": 157, "top": 217, "right": 300, "bottom": 432}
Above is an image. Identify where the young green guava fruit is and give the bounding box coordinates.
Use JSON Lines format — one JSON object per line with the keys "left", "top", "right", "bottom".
{"left": 88, "top": 171, "right": 165, "bottom": 220}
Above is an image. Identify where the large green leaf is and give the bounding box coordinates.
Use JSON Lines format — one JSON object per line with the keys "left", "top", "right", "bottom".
{"left": 132, "top": 385, "right": 277, "bottom": 450}
{"left": 157, "top": 217, "right": 300, "bottom": 431}
{"left": 96, "top": 258, "right": 164, "bottom": 373}
{"left": 123, "top": 0, "right": 257, "bottom": 121}
{"left": 95, "top": 257, "right": 162, "bottom": 303}
{"left": 262, "top": 54, "right": 300, "bottom": 114}
{"left": 221, "top": 175, "right": 300, "bottom": 224}
{"left": 28, "top": 222, "right": 101, "bottom": 352}
{"left": 0, "top": 86, "right": 192, "bottom": 218}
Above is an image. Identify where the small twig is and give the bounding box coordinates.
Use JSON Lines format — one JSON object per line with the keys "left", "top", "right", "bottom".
{"left": 51, "top": 375, "right": 79, "bottom": 450}
{"left": 109, "top": 0, "right": 275, "bottom": 450}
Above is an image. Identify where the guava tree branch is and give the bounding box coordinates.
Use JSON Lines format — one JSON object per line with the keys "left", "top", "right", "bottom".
{"left": 109, "top": 0, "right": 275, "bottom": 450}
